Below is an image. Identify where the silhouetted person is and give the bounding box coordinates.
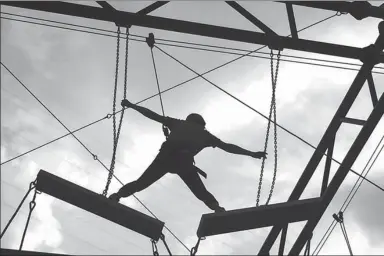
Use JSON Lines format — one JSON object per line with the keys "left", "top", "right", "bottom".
{"left": 109, "top": 99, "right": 267, "bottom": 213}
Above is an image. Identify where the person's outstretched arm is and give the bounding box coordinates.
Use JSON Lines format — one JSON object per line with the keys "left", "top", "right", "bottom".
{"left": 217, "top": 141, "right": 267, "bottom": 159}
{"left": 121, "top": 99, "right": 165, "bottom": 124}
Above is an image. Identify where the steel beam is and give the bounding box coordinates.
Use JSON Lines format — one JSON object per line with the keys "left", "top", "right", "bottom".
{"left": 258, "top": 29, "right": 384, "bottom": 255}
{"left": 279, "top": 1, "right": 384, "bottom": 20}
{"left": 285, "top": 3, "right": 298, "bottom": 39}
{"left": 136, "top": 1, "right": 169, "bottom": 16}
{"left": 226, "top": 1, "right": 277, "bottom": 35}
{"left": 278, "top": 225, "right": 288, "bottom": 255}
{"left": 321, "top": 135, "right": 335, "bottom": 196}
{"left": 367, "top": 72, "right": 378, "bottom": 107}
{"left": 340, "top": 117, "right": 366, "bottom": 126}
{"left": 2, "top": 1, "right": 384, "bottom": 62}
{"left": 289, "top": 91, "right": 384, "bottom": 254}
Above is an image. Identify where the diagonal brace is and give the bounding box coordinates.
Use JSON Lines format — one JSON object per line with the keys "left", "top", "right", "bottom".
{"left": 226, "top": 1, "right": 277, "bottom": 36}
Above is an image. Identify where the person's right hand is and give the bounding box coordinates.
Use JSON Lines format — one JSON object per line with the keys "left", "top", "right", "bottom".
{"left": 251, "top": 151, "right": 267, "bottom": 159}
{"left": 121, "top": 99, "right": 133, "bottom": 108}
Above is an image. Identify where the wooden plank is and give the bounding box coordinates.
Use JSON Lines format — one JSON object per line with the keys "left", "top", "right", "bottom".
{"left": 197, "top": 197, "right": 321, "bottom": 237}
{"left": 0, "top": 248, "right": 67, "bottom": 255}
{"left": 35, "top": 170, "right": 164, "bottom": 241}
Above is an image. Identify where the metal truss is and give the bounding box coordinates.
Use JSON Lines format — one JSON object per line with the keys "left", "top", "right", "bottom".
{"left": 1, "top": 1, "right": 383, "bottom": 255}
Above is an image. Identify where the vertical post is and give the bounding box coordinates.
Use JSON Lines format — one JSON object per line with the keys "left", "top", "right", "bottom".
{"left": 286, "top": 3, "right": 298, "bottom": 39}
{"left": 321, "top": 135, "right": 335, "bottom": 196}
{"left": 289, "top": 92, "right": 384, "bottom": 254}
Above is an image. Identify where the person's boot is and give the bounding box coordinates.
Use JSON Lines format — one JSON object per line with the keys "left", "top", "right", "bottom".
{"left": 108, "top": 193, "right": 120, "bottom": 202}
{"left": 214, "top": 206, "right": 226, "bottom": 213}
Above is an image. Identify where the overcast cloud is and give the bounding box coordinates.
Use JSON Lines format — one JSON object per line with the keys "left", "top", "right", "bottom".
{"left": 1, "top": 1, "right": 384, "bottom": 255}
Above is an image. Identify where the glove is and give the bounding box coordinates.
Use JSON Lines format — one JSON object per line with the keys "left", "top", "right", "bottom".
{"left": 251, "top": 151, "right": 267, "bottom": 159}
{"left": 121, "top": 99, "right": 133, "bottom": 108}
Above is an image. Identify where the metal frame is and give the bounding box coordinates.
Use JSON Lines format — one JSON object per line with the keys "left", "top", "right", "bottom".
{"left": 2, "top": 1, "right": 384, "bottom": 62}
{"left": 2, "top": 1, "right": 383, "bottom": 254}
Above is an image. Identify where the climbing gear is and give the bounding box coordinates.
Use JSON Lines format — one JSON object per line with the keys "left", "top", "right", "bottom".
{"left": 256, "top": 49, "right": 281, "bottom": 207}
{"left": 147, "top": 33, "right": 170, "bottom": 139}
{"left": 102, "top": 26, "right": 129, "bottom": 196}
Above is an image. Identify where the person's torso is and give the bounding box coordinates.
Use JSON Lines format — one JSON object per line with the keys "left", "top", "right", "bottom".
{"left": 160, "top": 120, "right": 212, "bottom": 157}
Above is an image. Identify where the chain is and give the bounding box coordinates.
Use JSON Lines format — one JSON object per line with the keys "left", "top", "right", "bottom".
{"left": 266, "top": 50, "right": 280, "bottom": 205}
{"left": 151, "top": 239, "right": 160, "bottom": 256}
{"left": 102, "top": 26, "right": 121, "bottom": 197}
{"left": 256, "top": 50, "right": 281, "bottom": 206}
{"left": 19, "top": 186, "right": 38, "bottom": 250}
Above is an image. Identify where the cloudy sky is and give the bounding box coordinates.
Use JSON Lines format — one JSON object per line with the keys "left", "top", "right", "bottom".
{"left": 1, "top": 1, "right": 384, "bottom": 255}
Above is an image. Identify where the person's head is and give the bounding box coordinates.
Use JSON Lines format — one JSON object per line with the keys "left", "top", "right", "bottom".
{"left": 186, "top": 113, "right": 206, "bottom": 127}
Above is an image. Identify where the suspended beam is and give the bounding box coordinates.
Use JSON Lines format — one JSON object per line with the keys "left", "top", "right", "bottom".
{"left": 290, "top": 92, "right": 384, "bottom": 254}
{"left": 196, "top": 197, "right": 321, "bottom": 237}
{"left": 340, "top": 117, "right": 366, "bottom": 126}
{"left": 0, "top": 248, "right": 67, "bottom": 255}
{"left": 278, "top": 1, "right": 384, "bottom": 20}
{"left": 226, "top": 1, "right": 277, "bottom": 35}
{"left": 285, "top": 3, "right": 298, "bottom": 39}
{"left": 258, "top": 29, "right": 384, "bottom": 255}
{"left": 2, "top": 1, "right": 384, "bottom": 62}
{"left": 367, "top": 72, "right": 378, "bottom": 107}
{"left": 35, "top": 170, "right": 164, "bottom": 241}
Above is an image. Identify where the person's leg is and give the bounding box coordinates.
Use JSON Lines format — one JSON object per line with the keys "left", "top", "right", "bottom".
{"left": 177, "top": 167, "right": 225, "bottom": 212}
{"left": 109, "top": 156, "right": 168, "bottom": 202}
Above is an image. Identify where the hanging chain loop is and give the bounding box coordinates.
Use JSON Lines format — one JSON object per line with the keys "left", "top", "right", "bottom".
{"left": 256, "top": 50, "right": 280, "bottom": 206}
{"left": 103, "top": 26, "right": 129, "bottom": 196}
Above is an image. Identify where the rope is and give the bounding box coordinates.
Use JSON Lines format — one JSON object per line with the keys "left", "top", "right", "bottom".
{"left": 304, "top": 234, "right": 312, "bottom": 256}
{"left": 19, "top": 186, "right": 38, "bottom": 250}
{"left": 160, "top": 234, "right": 173, "bottom": 256}
{"left": 147, "top": 33, "right": 169, "bottom": 139}
{"left": 256, "top": 50, "right": 281, "bottom": 207}
{"left": 333, "top": 212, "right": 353, "bottom": 255}
{"left": 0, "top": 180, "right": 37, "bottom": 239}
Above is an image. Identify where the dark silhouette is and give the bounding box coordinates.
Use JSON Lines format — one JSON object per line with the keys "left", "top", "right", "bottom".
{"left": 109, "top": 99, "right": 267, "bottom": 213}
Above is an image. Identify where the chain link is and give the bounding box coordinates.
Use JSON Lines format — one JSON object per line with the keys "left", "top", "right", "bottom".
{"left": 151, "top": 239, "right": 159, "bottom": 256}
{"left": 256, "top": 50, "right": 280, "bottom": 206}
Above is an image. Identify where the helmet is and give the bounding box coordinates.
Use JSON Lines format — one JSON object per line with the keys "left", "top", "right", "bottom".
{"left": 186, "top": 113, "right": 206, "bottom": 127}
